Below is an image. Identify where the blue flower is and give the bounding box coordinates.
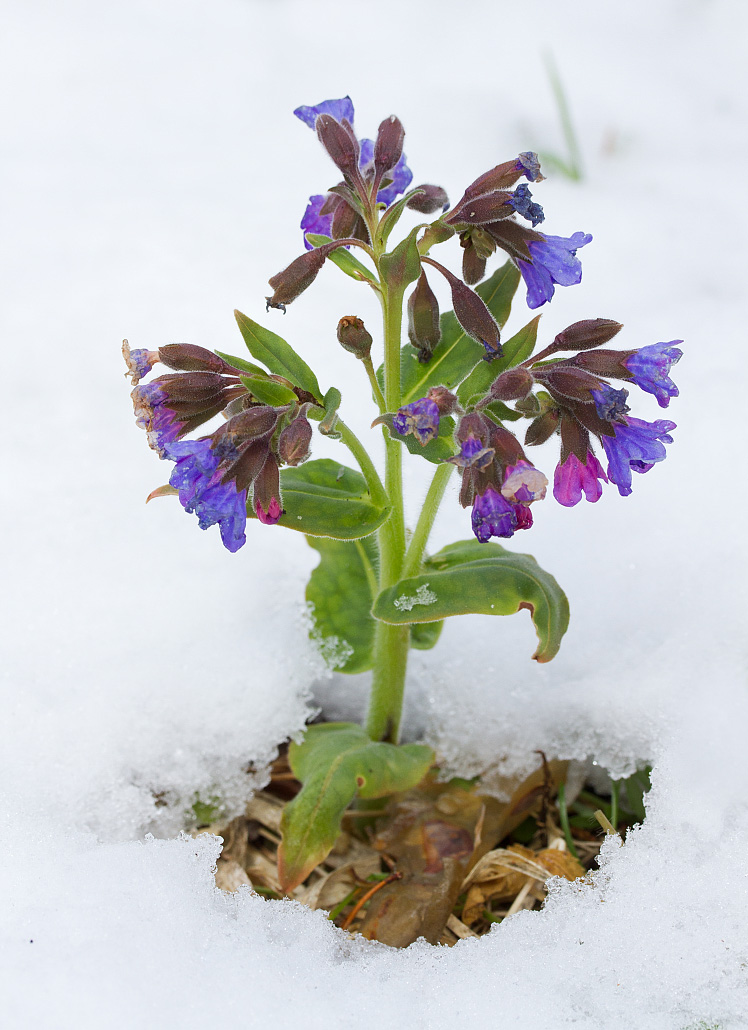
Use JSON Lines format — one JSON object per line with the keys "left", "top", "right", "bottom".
{"left": 516, "top": 152, "right": 544, "bottom": 183}
{"left": 122, "top": 340, "right": 159, "bottom": 385}
{"left": 295, "top": 97, "right": 413, "bottom": 246}
{"left": 507, "top": 184, "right": 544, "bottom": 227}
{"left": 392, "top": 397, "right": 440, "bottom": 446}
{"left": 600, "top": 416, "right": 676, "bottom": 497}
{"left": 293, "top": 96, "right": 355, "bottom": 129}
{"left": 166, "top": 438, "right": 247, "bottom": 552}
{"left": 449, "top": 434, "right": 495, "bottom": 469}
{"left": 591, "top": 384, "right": 630, "bottom": 422}
{"left": 471, "top": 487, "right": 519, "bottom": 542}
{"left": 624, "top": 341, "right": 683, "bottom": 408}
{"left": 517, "top": 231, "right": 593, "bottom": 309}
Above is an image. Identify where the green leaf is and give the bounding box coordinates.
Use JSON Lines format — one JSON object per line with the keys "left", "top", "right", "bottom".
{"left": 306, "top": 536, "right": 378, "bottom": 674}
{"left": 214, "top": 349, "right": 268, "bottom": 376}
{"left": 379, "top": 226, "right": 422, "bottom": 294}
{"left": 239, "top": 374, "right": 297, "bottom": 407}
{"left": 410, "top": 619, "right": 443, "bottom": 650}
{"left": 278, "top": 722, "right": 433, "bottom": 890}
{"left": 371, "top": 538, "right": 569, "bottom": 663}
{"left": 399, "top": 260, "right": 521, "bottom": 405}
{"left": 234, "top": 309, "right": 322, "bottom": 400}
{"left": 457, "top": 314, "right": 541, "bottom": 406}
{"left": 305, "top": 233, "right": 379, "bottom": 286}
{"left": 270, "top": 459, "right": 389, "bottom": 539}
{"left": 376, "top": 191, "right": 421, "bottom": 250}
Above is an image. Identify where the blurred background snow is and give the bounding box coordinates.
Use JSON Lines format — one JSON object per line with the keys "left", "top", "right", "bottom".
{"left": 2, "top": 0, "right": 748, "bottom": 1026}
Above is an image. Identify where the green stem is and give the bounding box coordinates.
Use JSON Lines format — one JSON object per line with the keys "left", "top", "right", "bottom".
{"left": 402, "top": 462, "right": 453, "bottom": 578}
{"left": 365, "top": 279, "right": 410, "bottom": 744}
{"left": 361, "top": 355, "right": 386, "bottom": 414}
{"left": 335, "top": 418, "right": 388, "bottom": 511}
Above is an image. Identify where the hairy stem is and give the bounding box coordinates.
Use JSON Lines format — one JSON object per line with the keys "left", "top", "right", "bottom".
{"left": 361, "top": 354, "right": 387, "bottom": 414}
{"left": 335, "top": 418, "right": 389, "bottom": 512}
{"left": 402, "top": 462, "right": 454, "bottom": 579}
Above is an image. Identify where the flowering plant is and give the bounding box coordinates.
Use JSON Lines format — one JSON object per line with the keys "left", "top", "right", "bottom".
{"left": 124, "top": 97, "right": 681, "bottom": 892}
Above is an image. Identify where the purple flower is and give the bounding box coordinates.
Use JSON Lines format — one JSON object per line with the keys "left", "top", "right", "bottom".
{"left": 392, "top": 397, "right": 440, "bottom": 446}
{"left": 600, "top": 416, "right": 676, "bottom": 497}
{"left": 516, "top": 152, "right": 544, "bottom": 182}
{"left": 624, "top": 341, "right": 683, "bottom": 408}
{"left": 553, "top": 451, "right": 608, "bottom": 507}
{"left": 471, "top": 487, "right": 520, "bottom": 542}
{"left": 300, "top": 195, "right": 334, "bottom": 242}
{"left": 449, "top": 434, "right": 495, "bottom": 469}
{"left": 293, "top": 96, "right": 355, "bottom": 129}
{"left": 517, "top": 231, "right": 593, "bottom": 309}
{"left": 591, "top": 384, "right": 630, "bottom": 422}
{"left": 166, "top": 438, "right": 247, "bottom": 552}
{"left": 507, "top": 184, "right": 544, "bottom": 227}
{"left": 501, "top": 460, "right": 548, "bottom": 503}
{"left": 122, "top": 340, "right": 159, "bottom": 385}
{"left": 132, "top": 382, "right": 181, "bottom": 455}
{"left": 256, "top": 497, "right": 283, "bottom": 525}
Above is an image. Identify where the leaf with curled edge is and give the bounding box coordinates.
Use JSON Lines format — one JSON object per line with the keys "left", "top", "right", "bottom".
{"left": 372, "top": 539, "right": 569, "bottom": 663}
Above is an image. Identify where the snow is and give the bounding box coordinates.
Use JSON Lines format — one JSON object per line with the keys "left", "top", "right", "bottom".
{"left": 2, "top": 0, "right": 748, "bottom": 1026}
{"left": 394, "top": 584, "right": 438, "bottom": 611}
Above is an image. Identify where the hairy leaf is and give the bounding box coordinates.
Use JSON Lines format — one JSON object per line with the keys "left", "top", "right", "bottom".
{"left": 457, "top": 314, "right": 541, "bottom": 407}
{"left": 306, "top": 536, "right": 378, "bottom": 674}
{"left": 214, "top": 349, "right": 267, "bottom": 376}
{"left": 372, "top": 539, "right": 569, "bottom": 662}
{"left": 234, "top": 309, "right": 322, "bottom": 399}
{"left": 279, "top": 723, "right": 434, "bottom": 891}
{"left": 269, "top": 459, "right": 389, "bottom": 539}
{"left": 379, "top": 226, "right": 422, "bottom": 294}
{"left": 239, "top": 374, "right": 297, "bottom": 407}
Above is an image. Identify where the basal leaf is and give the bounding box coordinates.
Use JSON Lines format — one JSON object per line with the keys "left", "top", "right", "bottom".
{"left": 239, "top": 374, "right": 298, "bottom": 407}
{"left": 457, "top": 314, "right": 541, "bottom": 407}
{"left": 372, "top": 538, "right": 569, "bottom": 662}
{"left": 234, "top": 309, "right": 322, "bottom": 400}
{"left": 305, "top": 233, "right": 379, "bottom": 286}
{"left": 399, "top": 261, "right": 521, "bottom": 405}
{"left": 278, "top": 723, "right": 434, "bottom": 891}
{"left": 270, "top": 458, "right": 389, "bottom": 539}
{"left": 306, "top": 536, "right": 379, "bottom": 674}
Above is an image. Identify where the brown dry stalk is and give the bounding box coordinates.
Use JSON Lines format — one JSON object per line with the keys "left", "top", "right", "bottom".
{"left": 340, "top": 872, "right": 403, "bottom": 931}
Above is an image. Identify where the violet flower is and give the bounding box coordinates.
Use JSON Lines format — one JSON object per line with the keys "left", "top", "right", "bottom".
{"left": 167, "top": 438, "right": 247, "bottom": 552}
{"left": 600, "top": 416, "right": 676, "bottom": 497}
{"left": 553, "top": 452, "right": 608, "bottom": 507}
{"left": 471, "top": 487, "right": 530, "bottom": 542}
{"left": 392, "top": 397, "right": 440, "bottom": 446}
{"left": 517, "top": 231, "right": 593, "bottom": 309}
{"left": 507, "top": 185, "right": 544, "bottom": 227}
{"left": 449, "top": 434, "right": 494, "bottom": 470}
{"left": 624, "top": 341, "right": 683, "bottom": 408}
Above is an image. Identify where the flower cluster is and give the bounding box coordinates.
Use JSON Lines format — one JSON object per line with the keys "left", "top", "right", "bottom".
{"left": 392, "top": 322, "right": 681, "bottom": 543}
{"left": 124, "top": 341, "right": 313, "bottom": 551}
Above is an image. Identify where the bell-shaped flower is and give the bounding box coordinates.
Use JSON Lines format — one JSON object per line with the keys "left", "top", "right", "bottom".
{"left": 600, "top": 416, "right": 676, "bottom": 497}
{"left": 517, "top": 231, "right": 593, "bottom": 309}
{"left": 471, "top": 487, "right": 531, "bottom": 542}
{"left": 553, "top": 451, "right": 608, "bottom": 507}
{"left": 392, "top": 397, "right": 440, "bottom": 446}
{"left": 501, "top": 460, "right": 548, "bottom": 504}
{"left": 623, "top": 341, "right": 682, "bottom": 408}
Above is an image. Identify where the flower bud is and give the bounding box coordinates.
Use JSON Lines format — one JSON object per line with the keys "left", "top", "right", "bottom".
{"left": 407, "top": 272, "right": 441, "bottom": 362}
{"left": 550, "top": 319, "right": 624, "bottom": 352}
{"left": 486, "top": 421, "right": 525, "bottom": 468}
{"left": 315, "top": 113, "right": 361, "bottom": 179}
{"left": 426, "top": 386, "right": 459, "bottom": 416}
{"left": 535, "top": 366, "right": 605, "bottom": 403}
{"left": 337, "top": 315, "right": 372, "bottom": 359}
{"left": 406, "top": 184, "right": 449, "bottom": 214}
{"left": 254, "top": 452, "right": 283, "bottom": 525}
{"left": 330, "top": 198, "right": 360, "bottom": 240}
{"left": 446, "top": 190, "right": 514, "bottom": 227}
{"left": 267, "top": 241, "right": 341, "bottom": 310}
{"left": 422, "top": 258, "right": 502, "bottom": 361}
{"left": 374, "top": 115, "right": 405, "bottom": 175}
{"left": 158, "top": 343, "right": 235, "bottom": 374}
{"left": 278, "top": 412, "right": 313, "bottom": 466}
{"left": 461, "top": 238, "right": 487, "bottom": 285}
{"left": 489, "top": 367, "right": 534, "bottom": 402}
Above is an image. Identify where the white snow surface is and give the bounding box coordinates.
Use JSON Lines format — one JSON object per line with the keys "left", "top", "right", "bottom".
{"left": 2, "top": 0, "right": 748, "bottom": 1026}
